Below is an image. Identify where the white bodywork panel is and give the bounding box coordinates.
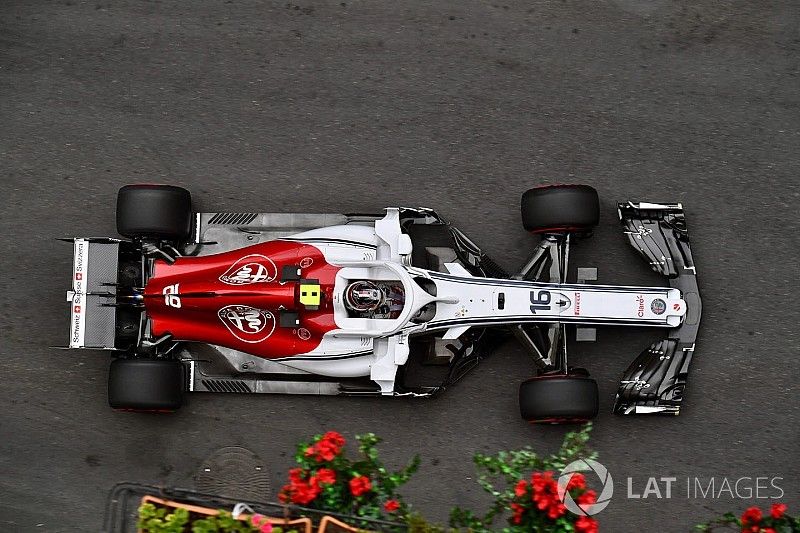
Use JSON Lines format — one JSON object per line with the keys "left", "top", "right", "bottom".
{"left": 194, "top": 209, "right": 688, "bottom": 395}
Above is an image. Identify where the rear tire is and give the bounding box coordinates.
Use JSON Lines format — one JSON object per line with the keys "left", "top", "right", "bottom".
{"left": 108, "top": 359, "right": 184, "bottom": 411}
{"left": 519, "top": 374, "right": 599, "bottom": 423}
{"left": 521, "top": 184, "right": 599, "bottom": 233}
{"left": 116, "top": 184, "right": 192, "bottom": 241}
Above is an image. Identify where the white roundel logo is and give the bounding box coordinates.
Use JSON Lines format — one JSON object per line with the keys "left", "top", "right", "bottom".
{"left": 557, "top": 459, "right": 613, "bottom": 516}
{"left": 219, "top": 254, "right": 277, "bottom": 285}
{"left": 218, "top": 305, "right": 275, "bottom": 343}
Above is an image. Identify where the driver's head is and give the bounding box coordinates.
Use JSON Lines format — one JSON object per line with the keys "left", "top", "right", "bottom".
{"left": 344, "top": 280, "right": 384, "bottom": 312}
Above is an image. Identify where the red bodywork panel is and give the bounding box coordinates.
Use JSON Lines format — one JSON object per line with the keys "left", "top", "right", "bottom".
{"left": 144, "top": 241, "right": 340, "bottom": 358}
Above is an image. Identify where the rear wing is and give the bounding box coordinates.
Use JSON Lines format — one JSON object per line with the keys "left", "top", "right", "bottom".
{"left": 65, "top": 238, "right": 121, "bottom": 349}
{"left": 614, "top": 203, "right": 702, "bottom": 415}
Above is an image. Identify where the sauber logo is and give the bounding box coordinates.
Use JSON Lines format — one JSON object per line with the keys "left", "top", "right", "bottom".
{"left": 219, "top": 254, "right": 278, "bottom": 285}
{"left": 218, "top": 305, "right": 276, "bottom": 343}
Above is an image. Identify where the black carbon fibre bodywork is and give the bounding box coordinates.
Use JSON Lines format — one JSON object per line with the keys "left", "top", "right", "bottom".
{"left": 614, "top": 203, "right": 702, "bottom": 415}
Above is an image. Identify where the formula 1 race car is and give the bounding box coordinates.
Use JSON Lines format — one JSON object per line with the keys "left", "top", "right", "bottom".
{"left": 62, "top": 184, "right": 701, "bottom": 421}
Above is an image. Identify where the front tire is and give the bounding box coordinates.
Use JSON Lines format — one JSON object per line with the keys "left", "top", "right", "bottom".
{"left": 521, "top": 184, "right": 599, "bottom": 233}
{"left": 519, "top": 374, "right": 599, "bottom": 423}
{"left": 108, "top": 359, "right": 184, "bottom": 411}
{"left": 116, "top": 184, "right": 192, "bottom": 241}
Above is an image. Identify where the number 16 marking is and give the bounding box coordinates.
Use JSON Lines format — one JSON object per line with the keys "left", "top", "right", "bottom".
{"left": 530, "top": 290, "right": 551, "bottom": 314}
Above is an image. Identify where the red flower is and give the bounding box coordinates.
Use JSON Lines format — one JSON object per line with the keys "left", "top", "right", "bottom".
{"left": 741, "top": 506, "right": 762, "bottom": 525}
{"left": 547, "top": 501, "right": 567, "bottom": 520}
{"left": 510, "top": 502, "right": 525, "bottom": 524}
{"left": 771, "top": 503, "right": 787, "bottom": 519}
{"left": 511, "top": 470, "right": 598, "bottom": 527}
{"left": 316, "top": 468, "right": 336, "bottom": 485}
{"left": 317, "top": 441, "right": 340, "bottom": 461}
{"left": 530, "top": 471, "right": 560, "bottom": 513}
{"left": 291, "top": 477, "right": 321, "bottom": 505}
{"left": 577, "top": 489, "right": 598, "bottom": 507}
{"left": 763, "top": 529, "right": 777, "bottom": 533}
{"left": 349, "top": 475, "right": 372, "bottom": 497}
{"left": 305, "top": 432, "right": 346, "bottom": 462}
{"left": 322, "top": 431, "right": 345, "bottom": 448}
{"left": 278, "top": 486, "right": 290, "bottom": 503}
{"left": 567, "top": 472, "right": 587, "bottom": 490}
{"left": 279, "top": 471, "right": 322, "bottom": 505}
{"left": 250, "top": 515, "right": 273, "bottom": 533}
{"left": 575, "top": 515, "right": 599, "bottom": 533}
{"left": 383, "top": 500, "right": 400, "bottom": 513}
{"left": 289, "top": 468, "right": 305, "bottom": 483}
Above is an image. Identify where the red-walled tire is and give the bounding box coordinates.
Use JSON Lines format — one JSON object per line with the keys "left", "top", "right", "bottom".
{"left": 519, "top": 374, "right": 599, "bottom": 423}
{"left": 108, "top": 358, "right": 184, "bottom": 411}
{"left": 116, "top": 184, "right": 192, "bottom": 241}
{"left": 521, "top": 184, "right": 599, "bottom": 234}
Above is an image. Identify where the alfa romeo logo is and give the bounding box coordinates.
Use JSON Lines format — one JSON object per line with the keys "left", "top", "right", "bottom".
{"left": 219, "top": 254, "right": 277, "bottom": 286}
{"left": 218, "top": 305, "right": 275, "bottom": 343}
{"left": 650, "top": 298, "right": 667, "bottom": 315}
{"left": 557, "top": 459, "right": 614, "bottom": 516}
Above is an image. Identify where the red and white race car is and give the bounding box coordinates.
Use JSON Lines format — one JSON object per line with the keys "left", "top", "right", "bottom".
{"left": 63, "top": 184, "right": 701, "bottom": 422}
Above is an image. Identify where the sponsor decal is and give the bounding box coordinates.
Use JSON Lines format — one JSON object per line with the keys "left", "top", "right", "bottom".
{"left": 651, "top": 298, "right": 666, "bottom": 315}
{"left": 299, "top": 257, "right": 314, "bottom": 269}
{"left": 70, "top": 239, "right": 88, "bottom": 347}
{"left": 218, "top": 305, "right": 276, "bottom": 343}
{"left": 574, "top": 292, "right": 581, "bottom": 316}
{"left": 219, "top": 254, "right": 277, "bottom": 285}
{"left": 636, "top": 295, "right": 645, "bottom": 317}
{"left": 163, "top": 283, "right": 181, "bottom": 308}
{"left": 673, "top": 302, "right": 681, "bottom": 311}
{"left": 297, "top": 327, "right": 311, "bottom": 340}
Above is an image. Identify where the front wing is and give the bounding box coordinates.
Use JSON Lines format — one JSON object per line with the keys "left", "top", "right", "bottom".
{"left": 614, "top": 202, "right": 702, "bottom": 415}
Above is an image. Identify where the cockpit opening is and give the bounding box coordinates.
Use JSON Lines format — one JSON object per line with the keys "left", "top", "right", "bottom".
{"left": 344, "top": 280, "right": 405, "bottom": 319}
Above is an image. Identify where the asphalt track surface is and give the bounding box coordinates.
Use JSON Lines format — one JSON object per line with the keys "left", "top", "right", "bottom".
{"left": 1, "top": 1, "right": 799, "bottom": 531}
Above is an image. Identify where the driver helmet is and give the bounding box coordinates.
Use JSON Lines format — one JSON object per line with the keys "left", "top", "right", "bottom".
{"left": 344, "top": 280, "right": 384, "bottom": 312}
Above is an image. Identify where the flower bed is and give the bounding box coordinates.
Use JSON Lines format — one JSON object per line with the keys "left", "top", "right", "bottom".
{"left": 276, "top": 431, "right": 418, "bottom": 525}
{"left": 696, "top": 503, "right": 799, "bottom": 532}
{"left": 129, "top": 427, "right": 799, "bottom": 533}
{"left": 134, "top": 425, "right": 603, "bottom": 532}
{"left": 450, "top": 424, "right": 599, "bottom": 532}
{"left": 137, "top": 495, "right": 312, "bottom": 533}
